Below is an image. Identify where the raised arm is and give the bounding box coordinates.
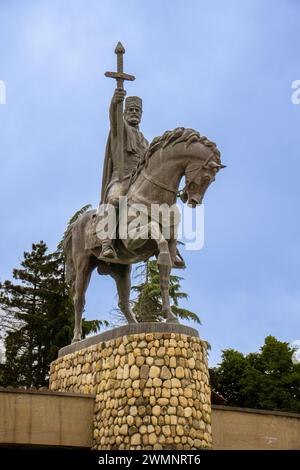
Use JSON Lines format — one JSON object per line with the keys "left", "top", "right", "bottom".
{"left": 109, "top": 88, "right": 126, "bottom": 136}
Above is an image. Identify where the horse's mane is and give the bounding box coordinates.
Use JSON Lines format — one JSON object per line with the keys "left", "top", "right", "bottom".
{"left": 131, "top": 127, "right": 221, "bottom": 184}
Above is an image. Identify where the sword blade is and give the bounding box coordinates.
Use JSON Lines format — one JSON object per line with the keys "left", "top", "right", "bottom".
{"left": 116, "top": 44, "right": 125, "bottom": 182}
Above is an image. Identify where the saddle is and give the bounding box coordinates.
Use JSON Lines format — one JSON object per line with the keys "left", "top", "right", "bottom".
{"left": 85, "top": 213, "right": 121, "bottom": 253}
{"left": 85, "top": 212, "right": 186, "bottom": 269}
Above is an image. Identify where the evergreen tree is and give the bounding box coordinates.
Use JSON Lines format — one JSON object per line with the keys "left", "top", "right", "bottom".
{"left": 209, "top": 349, "right": 248, "bottom": 406}
{"left": 0, "top": 242, "right": 54, "bottom": 386}
{"left": 0, "top": 241, "right": 104, "bottom": 387}
{"left": 210, "top": 336, "right": 300, "bottom": 413}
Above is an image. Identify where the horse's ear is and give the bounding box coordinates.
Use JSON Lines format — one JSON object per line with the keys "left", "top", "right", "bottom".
{"left": 205, "top": 161, "right": 226, "bottom": 171}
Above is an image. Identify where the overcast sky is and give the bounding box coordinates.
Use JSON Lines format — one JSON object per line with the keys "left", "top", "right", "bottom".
{"left": 0, "top": 0, "right": 299, "bottom": 365}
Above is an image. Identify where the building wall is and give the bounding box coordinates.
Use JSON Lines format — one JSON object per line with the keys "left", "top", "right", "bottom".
{"left": 212, "top": 405, "right": 300, "bottom": 450}
{"left": 0, "top": 390, "right": 299, "bottom": 449}
{"left": 0, "top": 389, "right": 95, "bottom": 447}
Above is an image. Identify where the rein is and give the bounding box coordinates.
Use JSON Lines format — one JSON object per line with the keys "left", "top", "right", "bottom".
{"left": 141, "top": 170, "right": 178, "bottom": 195}
{"left": 137, "top": 150, "right": 215, "bottom": 202}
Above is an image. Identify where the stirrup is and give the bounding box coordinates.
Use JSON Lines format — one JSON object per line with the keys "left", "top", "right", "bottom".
{"left": 173, "top": 253, "right": 186, "bottom": 269}
{"left": 99, "top": 245, "right": 117, "bottom": 259}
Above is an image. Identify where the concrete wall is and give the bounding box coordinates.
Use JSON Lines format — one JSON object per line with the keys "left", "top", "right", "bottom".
{"left": 0, "top": 390, "right": 299, "bottom": 449}
{"left": 0, "top": 389, "right": 95, "bottom": 447}
{"left": 212, "top": 405, "right": 300, "bottom": 450}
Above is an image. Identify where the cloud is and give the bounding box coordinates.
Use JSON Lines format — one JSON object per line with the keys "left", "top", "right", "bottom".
{"left": 1, "top": 0, "right": 299, "bottom": 365}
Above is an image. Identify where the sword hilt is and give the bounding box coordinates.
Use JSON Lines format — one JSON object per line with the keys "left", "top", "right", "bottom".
{"left": 105, "top": 42, "right": 135, "bottom": 86}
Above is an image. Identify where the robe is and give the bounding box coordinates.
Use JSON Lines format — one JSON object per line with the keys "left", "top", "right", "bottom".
{"left": 100, "top": 122, "right": 148, "bottom": 203}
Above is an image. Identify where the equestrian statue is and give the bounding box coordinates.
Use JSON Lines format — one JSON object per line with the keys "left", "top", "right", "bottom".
{"left": 63, "top": 42, "right": 225, "bottom": 342}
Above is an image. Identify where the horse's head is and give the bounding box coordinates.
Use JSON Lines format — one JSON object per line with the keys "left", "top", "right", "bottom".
{"left": 131, "top": 127, "right": 225, "bottom": 208}
{"left": 181, "top": 154, "right": 225, "bottom": 207}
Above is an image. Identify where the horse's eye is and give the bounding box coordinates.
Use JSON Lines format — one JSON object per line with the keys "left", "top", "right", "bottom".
{"left": 189, "top": 182, "right": 197, "bottom": 191}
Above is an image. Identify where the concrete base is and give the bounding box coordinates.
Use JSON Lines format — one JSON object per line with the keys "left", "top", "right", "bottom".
{"left": 50, "top": 324, "right": 212, "bottom": 450}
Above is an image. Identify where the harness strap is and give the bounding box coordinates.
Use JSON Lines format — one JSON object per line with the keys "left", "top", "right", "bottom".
{"left": 141, "top": 170, "right": 178, "bottom": 195}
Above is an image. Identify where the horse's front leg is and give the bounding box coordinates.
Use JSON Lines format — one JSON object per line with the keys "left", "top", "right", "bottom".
{"left": 111, "top": 264, "right": 138, "bottom": 324}
{"left": 158, "top": 239, "right": 179, "bottom": 323}
{"left": 149, "top": 221, "right": 172, "bottom": 266}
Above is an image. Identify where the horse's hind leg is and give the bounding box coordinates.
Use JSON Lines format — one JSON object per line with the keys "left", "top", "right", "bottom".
{"left": 111, "top": 264, "right": 137, "bottom": 324}
{"left": 72, "top": 254, "right": 94, "bottom": 342}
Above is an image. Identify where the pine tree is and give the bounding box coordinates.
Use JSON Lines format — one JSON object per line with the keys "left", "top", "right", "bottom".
{"left": 0, "top": 241, "right": 104, "bottom": 387}
{"left": 0, "top": 242, "right": 53, "bottom": 386}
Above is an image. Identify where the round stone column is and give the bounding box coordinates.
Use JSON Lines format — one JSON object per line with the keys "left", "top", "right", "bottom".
{"left": 49, "top": 323, "right": 212, "bottom": 450}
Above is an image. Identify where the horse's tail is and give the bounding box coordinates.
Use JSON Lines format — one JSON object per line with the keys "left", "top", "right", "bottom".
{"left": 64, "top": 223, "right": 75, "bottom": 287}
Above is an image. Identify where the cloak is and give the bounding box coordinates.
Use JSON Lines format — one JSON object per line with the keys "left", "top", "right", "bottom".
{"left": 100, "top": 122, "right": 148, "bottom": 203}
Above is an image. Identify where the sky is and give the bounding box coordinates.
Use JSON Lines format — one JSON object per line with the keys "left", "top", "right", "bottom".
{"left": 0, "top": 0, "right": 299, "bottom": 366}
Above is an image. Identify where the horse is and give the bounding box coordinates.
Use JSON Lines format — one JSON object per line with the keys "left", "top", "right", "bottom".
{"left": 64, "top": 127, "right": 224, "bottom": 342}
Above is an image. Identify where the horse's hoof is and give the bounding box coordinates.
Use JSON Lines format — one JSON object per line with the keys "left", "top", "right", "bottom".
{"left": 72, "top": 337, "right": 81, "bottom": 343}
{"left": 128, "top": 316, "right": 138, "bottom": 324}
{"left": 162, "top": 308, "right": 180, "bottom": 324}
{"left": 158, "top": 252, "right": 172, "bottom": 266}
{"left": 125, "top": 310, "right": 138, "bottom": 324}
{"left": 165, "top": 311, "right": 180, "bottom": 324}
{"left": 166, "top": 317, "right": 180, "bottom": 324}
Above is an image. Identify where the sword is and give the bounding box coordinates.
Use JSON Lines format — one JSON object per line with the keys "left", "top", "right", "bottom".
{"left": 105, "top": 42, "right": 135, "bottom": 182}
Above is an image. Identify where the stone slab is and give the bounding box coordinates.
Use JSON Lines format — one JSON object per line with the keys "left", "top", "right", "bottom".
{"left": 58, "top": 322, "right": 199, "bottom": 358}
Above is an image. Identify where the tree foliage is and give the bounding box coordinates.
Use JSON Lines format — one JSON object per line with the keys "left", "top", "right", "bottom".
{"left": 131, "top": 260, "right": 201, "bottom": 324}
{"left": 57, "top": 204, "right": 92, "bottom": 250}
{"left": 210, "top": 336, "right": 300, "bottom": 413}
{"left": 0, "top": 241, "right": 104, "bottom": 388}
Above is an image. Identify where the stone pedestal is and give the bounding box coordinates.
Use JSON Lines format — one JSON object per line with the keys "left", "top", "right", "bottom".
{"left": 49, "top": 323, "right": 212, "bottom": 450}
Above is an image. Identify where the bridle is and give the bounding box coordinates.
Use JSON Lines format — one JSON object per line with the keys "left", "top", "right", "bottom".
{"left": 140, "top": 154, "right": 217, "bottom": 202}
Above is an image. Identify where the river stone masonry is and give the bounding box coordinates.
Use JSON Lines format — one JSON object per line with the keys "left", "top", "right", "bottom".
{"left": 50, "top": 326, "right": 212, "bottom": 450}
